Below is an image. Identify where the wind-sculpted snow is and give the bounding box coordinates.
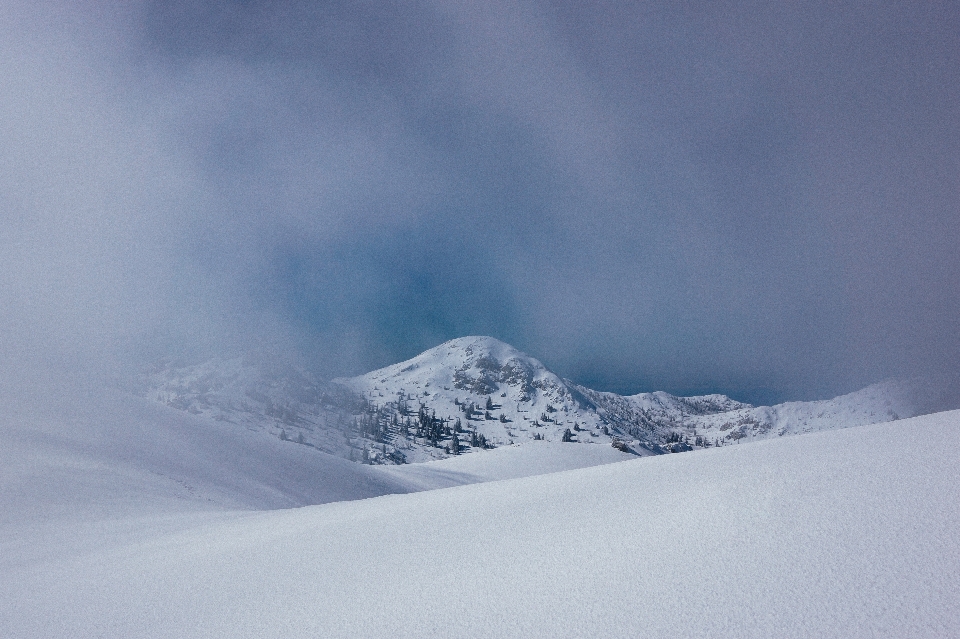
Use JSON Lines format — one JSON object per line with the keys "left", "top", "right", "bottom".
{"left": 2, "top": 410, "right": 958, "bottom": 638}
{"left": 141, "top": 337, "right": 949, "bottom": 464}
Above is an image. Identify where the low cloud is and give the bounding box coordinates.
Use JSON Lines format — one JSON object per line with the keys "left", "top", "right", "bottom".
{"left": 2, "top": 1, "right": 957, "bottom": 403}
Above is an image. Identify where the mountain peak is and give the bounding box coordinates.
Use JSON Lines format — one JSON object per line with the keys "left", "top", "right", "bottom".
{"left": 344, "top": 335, "right": 535, "bottom": 389}
{"left": 413, "top": 336, "right": 539, "bottom": 367}
{"left": 338, "top": 336, "right": 554, "bottom": 396}
{"left": 438, "top": 335, "right": 514, "bottom": 350}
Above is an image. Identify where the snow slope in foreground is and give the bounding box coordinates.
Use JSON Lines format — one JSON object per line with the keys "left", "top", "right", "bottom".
{"left": 0, "top": 384, "right": 414, "bottom": 521}
{"left": 0, "top": 377, "right": 634, "bottom": 566}
{"left": 2, "top": 410, "right": 958, "bottom": 638}
{"left": 0, "top": 378, "right": 416, "bottom": 566}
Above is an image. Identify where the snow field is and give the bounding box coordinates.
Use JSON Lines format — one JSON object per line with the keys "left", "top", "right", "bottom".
{"left": 2, "top": 409, "right": 958, "bottom": 638}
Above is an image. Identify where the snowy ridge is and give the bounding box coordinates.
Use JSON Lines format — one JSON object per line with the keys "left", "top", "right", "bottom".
{"left": 584, "top": 377, "right": 941, "bottom": 449}
{"left": 680, "top": 377, "right": 933, "bottom": 444}
{"left": 142, "top": 336, "right": 944, "bottom": 464}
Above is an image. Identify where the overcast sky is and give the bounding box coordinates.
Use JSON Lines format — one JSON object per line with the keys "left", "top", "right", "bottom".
{"left": 2, "top": 1, "right": 957, "bottom": 403}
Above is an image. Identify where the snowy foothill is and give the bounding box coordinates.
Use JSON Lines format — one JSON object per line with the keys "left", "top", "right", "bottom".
{"left": 2, "top": 366, "right": 958, "bottom": 638}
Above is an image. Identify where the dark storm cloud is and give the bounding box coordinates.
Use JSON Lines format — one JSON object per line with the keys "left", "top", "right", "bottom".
{"left": 3, "top": 1, "right": 957, "bottom": 402}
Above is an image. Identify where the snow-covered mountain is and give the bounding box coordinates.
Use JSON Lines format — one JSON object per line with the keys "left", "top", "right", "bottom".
{"left": 335, "top": 336, "right": 745, "bottom": 457}
{"left": 141, "top": 336, "right": 946, "bottom": 464}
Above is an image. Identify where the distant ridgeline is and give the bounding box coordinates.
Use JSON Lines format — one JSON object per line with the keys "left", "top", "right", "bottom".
{"left": 139, "top": 337, "right": 943, "bottom": 465}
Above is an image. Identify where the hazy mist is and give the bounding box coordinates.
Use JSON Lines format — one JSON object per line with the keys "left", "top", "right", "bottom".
{"left": 3, "top": 1, "right": 958, "bottom": 404}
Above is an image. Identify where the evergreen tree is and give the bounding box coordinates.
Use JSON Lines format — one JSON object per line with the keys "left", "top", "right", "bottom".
{"left": 450, "top": 432, "right": 460, "bottom": 455}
